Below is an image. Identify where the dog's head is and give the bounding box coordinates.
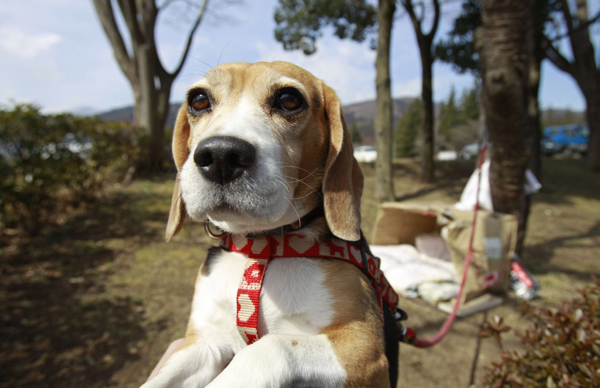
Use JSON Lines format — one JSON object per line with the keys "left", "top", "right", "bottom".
{"left": 166, "top": 61, "right": 363, "bottom": 242}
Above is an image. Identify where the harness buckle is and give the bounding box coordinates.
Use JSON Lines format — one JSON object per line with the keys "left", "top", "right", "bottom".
{"left": 394, "top": 306, "right": 408, "bottom": 321}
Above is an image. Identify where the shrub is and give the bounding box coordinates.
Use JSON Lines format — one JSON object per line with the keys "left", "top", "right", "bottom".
{"left": 0, "top": 104, "right": 146, "bottom": 230}
{"left": 484, "top": 278, "right": 600, "bottom": 387}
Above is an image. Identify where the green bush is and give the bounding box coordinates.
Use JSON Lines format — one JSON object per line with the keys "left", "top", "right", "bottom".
{"left": 0, "top": 104, "right": 146, "bottom": 230}
{"left": 484, "top": 279, "right": 600, "bottom": 387}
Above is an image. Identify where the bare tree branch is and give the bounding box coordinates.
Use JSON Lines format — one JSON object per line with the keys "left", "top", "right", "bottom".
{"left": 92, "top": 0, "right": 135, "bottom": 84}
{"left": 560, "top": 0, "right": 575, "bottom": 33}
{"left": 574, "top": 0, "right": 589, "bottom": 27}
{"left": 402, "top": 0, "right": 440, "bottom": 45}
{"left": 549, "top": 10, "right": 600, "bottom": 42}
{"left": 403, "top": 0, "right": 424, "bottom": 40}
{"left": 117, "top": 0, "right": 144, "bottom": 46}
{"left": 135, "top": 0, "right": 159, "bottom": 40}
{"left": 169, "top": 0, "right": 210, "bottom": 80}
{"left": 425, "top": 0, "right": 440, "bottom": 43}
{"left": 542, "top": 35, "right": 573, "bottom": 75}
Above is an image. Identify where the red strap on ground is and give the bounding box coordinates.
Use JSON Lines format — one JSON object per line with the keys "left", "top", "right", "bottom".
{"left": 411, "top": 144, "right": 488, "bottom": 348}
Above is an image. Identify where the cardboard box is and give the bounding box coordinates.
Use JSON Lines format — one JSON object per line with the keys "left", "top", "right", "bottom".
{"left": 371, "top": 202, "right": 518, "bottom": 302}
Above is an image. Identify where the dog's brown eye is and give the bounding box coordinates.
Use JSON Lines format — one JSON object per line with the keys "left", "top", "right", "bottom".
{"left": 279, "top": 93, "right": 301, "bottom": 111}
{"left": 274, "top": 89, "right": 304, "bottom": 112}
{"left": 190, "top": 93, "right": 210, "bottom": 112}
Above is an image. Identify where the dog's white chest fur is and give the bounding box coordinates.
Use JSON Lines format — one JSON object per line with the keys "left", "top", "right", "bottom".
{"left": 142, "top": 249, "right": 348, "bottom": 387}
{"left": 190, "top": 249, "right": 335, "bottom": 342}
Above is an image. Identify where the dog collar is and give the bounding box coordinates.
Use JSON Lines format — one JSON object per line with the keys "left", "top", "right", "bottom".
{"left": 219, "top": 233, "right": 399, "bottom": 345}
{"left": 247, "top": 207, "right": 325, "bottom": 237}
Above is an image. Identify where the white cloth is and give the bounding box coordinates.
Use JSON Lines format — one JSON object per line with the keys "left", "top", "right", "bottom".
{"left": 454, "top": 160, "right": 493, "bottom": 211}
{"left": 372, "top": 244, "right": 457, "bottom": 294}
{"left": 454, "top": 160, "right": 542, "bottom": 211}
{"left": 415, "top": 233, "right": 452, "bottom": 262}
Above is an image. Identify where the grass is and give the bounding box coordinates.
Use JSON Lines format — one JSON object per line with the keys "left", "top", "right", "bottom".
{"left": 0, "top": 158, "right": 598, "bottom": 387}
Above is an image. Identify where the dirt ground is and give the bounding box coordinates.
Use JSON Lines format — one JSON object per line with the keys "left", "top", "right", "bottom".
{"left": 1, "top": 158, "right": 598, "bottom": 387}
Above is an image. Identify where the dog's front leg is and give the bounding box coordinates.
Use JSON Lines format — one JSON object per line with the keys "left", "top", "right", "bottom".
{"left": 141, "top": 336, "right": 237, "bottom": 388}
{"left": 206, "top": 334, "right": 347, "bottom": 388}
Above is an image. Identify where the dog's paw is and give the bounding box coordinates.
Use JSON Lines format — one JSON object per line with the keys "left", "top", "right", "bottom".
{"left": 142, "top": 338, "right": 235, "bottom": 388}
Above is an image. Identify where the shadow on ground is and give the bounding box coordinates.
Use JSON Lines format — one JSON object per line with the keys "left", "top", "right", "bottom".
{"left": 535, "top": 158, "right": 600, "bottom": 205}
{"left": 0, "top": 185, "right": 169, "bottom": 388}
{"left": 525, "top": 220, "right": 600, "bottom": 282}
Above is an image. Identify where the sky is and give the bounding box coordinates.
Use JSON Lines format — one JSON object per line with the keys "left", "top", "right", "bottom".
{"left": 0, "top": 0, "right": 593, "bottom": 115}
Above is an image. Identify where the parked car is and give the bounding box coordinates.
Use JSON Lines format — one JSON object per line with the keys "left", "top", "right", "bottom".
{"left": 459, "top": 142, "right": 479, "bottom": 160}
{"left": 437, "top": 150, "right": 458, "bottom": 161}
{"left": 542, "top": 124, "right": 589, "bottom": 157}
{"left": 353, "top": 145, "right": 377, "bottom": 163}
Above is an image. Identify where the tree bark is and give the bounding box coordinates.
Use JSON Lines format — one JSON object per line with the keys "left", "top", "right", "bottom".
{"left": 476, "top": 0, "right": 533, "bottom": 256}
{"left": 585, "top": 94, "right": 600, "bottom": 171}
{"left": 374, "top": 0, "right": 396, "bottom": 203}
{"left": 402, "top": 0, "right": 440, "bottom": 183}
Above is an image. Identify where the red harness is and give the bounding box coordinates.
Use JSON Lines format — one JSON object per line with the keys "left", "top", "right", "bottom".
{"left": 219, "top": 233, "right": 399, "bottom": 345}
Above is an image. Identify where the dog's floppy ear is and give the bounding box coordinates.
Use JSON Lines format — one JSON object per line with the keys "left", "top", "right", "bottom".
{"left": 322, "top": 84, "right": 364, "bottom": 242}
{"left": 166, "top": 104, "right": 191, "bottom": 242}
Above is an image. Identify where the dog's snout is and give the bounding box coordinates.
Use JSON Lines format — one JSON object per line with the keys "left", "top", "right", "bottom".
{"left": 194, "top": 136, "right": 256, "bottom": 185}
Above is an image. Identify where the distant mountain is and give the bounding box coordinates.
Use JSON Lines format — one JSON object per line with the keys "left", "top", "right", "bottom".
{"left": 541, "top": 108, "right": 585, "bottom": 126}
{"left": 342, "top": 98, "right": 415, "bottom": 144}
{"left": 97, "top": 98, "right": 417, "bottom": 146}
{"left": 71, "top": 106, "right": 98, "bottom": 116}
{"left": 98, "top": 104, "right": 183, "bottom": 127}
{"left": 97, "top": 106, "right": 135, "bottom": 123}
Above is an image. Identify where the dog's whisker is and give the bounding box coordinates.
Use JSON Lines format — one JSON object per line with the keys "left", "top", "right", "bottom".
{"left": 274, "top": 163, "right": 320, "bottom": 177}
{"left": 283, "top": 196, "right": 302, "bottom": 226}
{"left": 275, "top": 179, "right": 292, "bottom": 194}
{"left": 189, "top": 55, "right": 215, "bottom": 70}
{"left": 283, "top": 177, "right": 323, "bottom": 199}
{"left": 292, "top": 191, "right": 321, "bottom": 201}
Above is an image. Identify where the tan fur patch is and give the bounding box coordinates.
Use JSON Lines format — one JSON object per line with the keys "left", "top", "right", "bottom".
{"left": 320, "top": 260, "right": 390, "bottom": 388}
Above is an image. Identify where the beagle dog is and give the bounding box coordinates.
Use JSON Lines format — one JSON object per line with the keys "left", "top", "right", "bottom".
{"left": 143, "top": 61, "right": 398, "bottom": 388}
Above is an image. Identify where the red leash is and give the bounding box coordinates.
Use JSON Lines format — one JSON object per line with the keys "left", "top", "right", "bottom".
{"left": 401, "top": 144, "right": 488, "bottom": 348}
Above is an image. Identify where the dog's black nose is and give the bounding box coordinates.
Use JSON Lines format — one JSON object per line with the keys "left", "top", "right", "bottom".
{"left": 193, "top": 136, "right": 256, "bottom": 185}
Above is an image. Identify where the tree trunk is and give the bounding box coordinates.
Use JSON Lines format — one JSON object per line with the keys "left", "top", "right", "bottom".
{"left": 476, "top": 0, "right": 533, "bottom": 256}
{"left": 402, "top": 0, "right": 440, "bottom": 184}
{"left": 374, "top": 0, "right": 396, "bottom": 203}
{"left": 420, "top": 49, "right": 435, "bottom": 183}
{"left": 136, "top": 90, "right": 170, "bottom": 170}
{"left": 135, "top": 48, "right": 172, "bottom": 170}
{"left": 136, "top": 45, "right": 162, "bottom": 169}
{"left": 528, "top": 4, "right": 544, "bottom": 181}
{"left": 559, "top": 75, "right": 600, "bottom": 171}
{"left": 517, "top": 6, "right": 544, "bottom": 256}
{"left": 585, "top": 93, "right": 600, "bottom": 171}
{"left": 528, "top": 66, "right": 542, "bottom": 180}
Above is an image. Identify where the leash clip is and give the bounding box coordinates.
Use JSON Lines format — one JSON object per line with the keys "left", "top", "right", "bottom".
{"left": 394, "top": 306, "right": 408, "bottom": 322}
{"left": 204, "top": 222, "right": 227, "bottom": 240}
